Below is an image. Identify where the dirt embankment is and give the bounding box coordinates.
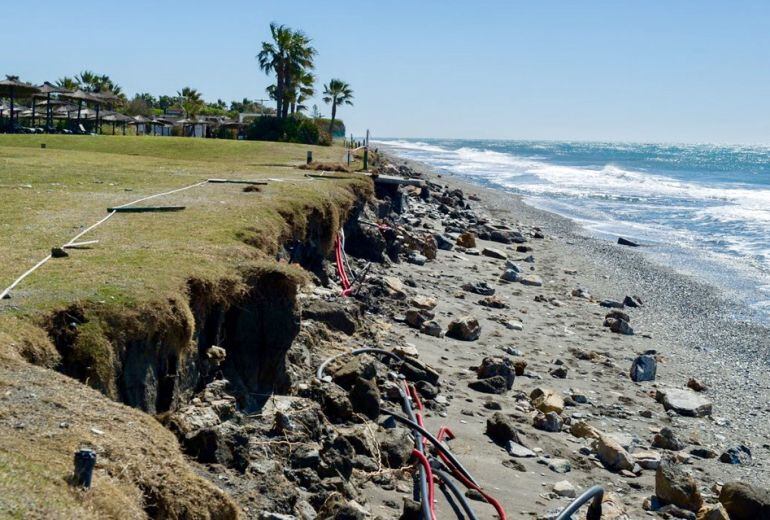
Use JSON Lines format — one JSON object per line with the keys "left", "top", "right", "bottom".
{"left": 0, "top": 178, "right": 371, "bottom": 519}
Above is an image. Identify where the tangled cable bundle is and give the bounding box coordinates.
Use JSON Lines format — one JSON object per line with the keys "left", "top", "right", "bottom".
{"left": 317, "top": 348, "right": 606, "bottom": 519}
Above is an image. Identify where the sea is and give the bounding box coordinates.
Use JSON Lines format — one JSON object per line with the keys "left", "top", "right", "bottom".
{"left": 376, "top": 138, "right": 770, "bottom": 325}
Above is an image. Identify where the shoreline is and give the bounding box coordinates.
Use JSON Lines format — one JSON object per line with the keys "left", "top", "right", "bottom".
{"left": 381, "top": 145, "right": 770, "bottom": 485}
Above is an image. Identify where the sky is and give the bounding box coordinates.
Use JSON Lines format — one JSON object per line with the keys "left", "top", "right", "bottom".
{"left": 4, "top": 1, "right": 770, "bottom": 144}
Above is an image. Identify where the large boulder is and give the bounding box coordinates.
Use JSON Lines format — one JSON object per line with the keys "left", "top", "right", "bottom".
{"left": 593, "top": 434, "right": 636, "bottom": 472}
{"left": 656, "top": 388, "right": 712, "bottom": 417}
{"left": 655, "top": 456, "right": 704, "bottom": 512}
{"left": 486, "top": 412, "right": 523, "bottom": 445}
{"left": 446, "top": 316, "right": 481, "bottom": 341}
{"left": 652, "top": 427, "right": 686, "bottom": 451}
{"left": 630, "top": 354, "right": 657, "bottom": 382}
{"left": 468, "top": 376, "right": 508, "bottom": 394}
{"left": 477, "top": 357, "right": 515, "bottom": 389}
{"left": 719, "top": 482, "right": 770, "bottom": 520}
{"left": 456, "top": 232, "right": 476, "bottom": 248}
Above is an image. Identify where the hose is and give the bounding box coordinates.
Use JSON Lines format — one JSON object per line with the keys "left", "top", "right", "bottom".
{"left": 434, "top": 468, "right": 479, "bottom": 520}
{"left": 412, "top": 449, "right": 436, "bottom": 520}
{"left": 554, "top": 485, "right": 604, "bottom": 520}
{"left": 398, "top": 384, "right": 432, "bottom": 520}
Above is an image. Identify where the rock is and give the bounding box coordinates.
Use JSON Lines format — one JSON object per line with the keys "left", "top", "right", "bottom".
{"left": 415, "top": 381, "right": 439, "bottom": 399}
{"left": 653, "top": 427, "right": 686, "bottom": 451}
{"left": 656, "top": 388, "right": 712, "bottom": 417}
{"left": 598, "top": 492, "right": 630, "bottom": 520}
{"left": 482, "top": 247, "right": 507, "bottom": 260}
{"left": 461, "top": 281, "right": 495, "bottom": 296}
{"left": 689, "top": 447, "right": 718, "bottom": 459}
{"left": 571, "top": 287, "right": 591, "bottom": 299}
{"left": 600, "top": 299, "right": 625, "bottom": 309}
{"left": 486, "top": 412, "right": 523, "bottom": 445}
{"left": 500, "top": 268, "right": 520, "bottom": 282}
{"left": 623, "top": 295, "right": 643, "bottom": 307}
{"left": 376, "top": 427, "right": 413, "bottom": 468}
{"left": 434, "top": 234, "right": 454, "bottom": 251}
{"left": 407, "top": 253, "right": 427, "bottom": 266}
{"left": 478, "top": 295, "right": 508, "bottom": 308}
{"left": 687, "top": 378, "right": 707, "bottom": 392}
{"left": 456, "top": 232, "right": 476, "bottom": 248}
{"left": 657, "top": 504, "right": 697, "bottom": 519}
{"left": 464, "top": 489, "right": 485, "bottom": 502}
{"left": 399, "top": 357, "right": 440, "bottom": 385}
{"left": 420, "top": 320, "right": 443, "bottom": 337}
{"left": 393, "top": 343, "right": 419, "bottom": 359}
{"left": 633, "top": 450, "right": 662, "bottom": 470}
{"left": 260, "top": 513, "right": 297, "bottom": 520}
{"left": 400, "top": 497, "right": 421, "bottom": 520}
{"left": 405, "top": 308, "right": 434, "bottom": 328}
{"left": 696, "top": 504, "right": 729, "bottom": 520}
{"left": 477, "top": 356, "right": 515, "bottom": 389}
{"left": 350, "top": 377, "right": 380, "bottom": 420}
{"left": 506, "top": 441, "right": 535, "bottom": 458}
{"left": 513, "top": 359, "right": 527, "bottom": 376}
{"left": 719, "top": 445, "right": 752, "bottom": 465}
{"left": 317, "top": 383, "right": 354, "bottom": 423}
{"left": 630, "top": 354, "right": 657, "bottom": 382}
{"left": 519, "top": 275, "right": 543, "bottom": 287}
{"left": 604, "top": 309, "right": 630, "bottom": 321}
{"left": 410, "top": 295, "right": 437, "bottom": 310}
{"left": 533, "top": 411, "right": 563, "bottom": 432}
{"left": 617, "top": 237, "right": 639, "bottom": 247}
{"left": 594, "top": 434, "right": 636, "bottom": 472}
{"left": 656, "top": 456, "right": 704, "bottom": 512}
{"left": 489, "top": 229, "right": 526, "bottom": 244}
{"left": 530, "top": 388, "right": 564, "bottom": 414}
{"left": 382, "top": 276, "right": 407, "bottom": 298}
{"left": 332, "top": 357, "right": 376, "bottom": 389}
{"left": 570, "top": 421, "right": 601, "bottom": 440}
{"left": 446, "top": 316, "right": 481, "bottom": 341}
{"left": 468, "top": 376, "right": 508, "bottom": 394}
{"left": 303, "top": 300, "right": 361, "bottom": 335}
{"left": 548, "top": 458, "right": 571, "bottom": 473}
{"left": 609, "top": 318, "right": 634, "bottom": 335}
{"left": 553, "top": 480, "right": 576, "bottom": 498}
{"left": 549, "top": 366, "right": 568, "bottom": 379}
{"left": 719, "top": 481, "right": 770, "bottom": 520}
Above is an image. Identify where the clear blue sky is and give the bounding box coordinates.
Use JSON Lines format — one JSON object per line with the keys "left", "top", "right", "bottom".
{"left": 4, "top": 1, "right": 770, "bottom": 143}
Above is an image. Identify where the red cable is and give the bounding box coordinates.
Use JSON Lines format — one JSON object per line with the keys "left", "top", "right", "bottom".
{"left": 412, "top": 449, "right": 436, "bottom": 520}
{"left": 334, "top": 236, "right": 353, "bottom": 296}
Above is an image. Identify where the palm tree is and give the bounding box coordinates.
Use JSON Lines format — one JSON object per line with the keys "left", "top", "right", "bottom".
{"left": 293, "top": 71, "right": 315, "bottom": 114}
{"left": 177, "top": 87, "right": 204, "bottom": 119}
{"left": 56, "top": 76, "right": 78, "bottom": 90}
{"left": 322, "top": 79, "right": 354, "bottom": 138}
{"left": 257, "top": 23, "right": 316, "bottom": 119}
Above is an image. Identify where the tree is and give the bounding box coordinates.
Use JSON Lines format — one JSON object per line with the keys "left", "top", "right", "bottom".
{"left": 55, "top": 76, "right": 78, "bottom": 90}
{"left": 257, "top": 23, "right": 316, "bottom": 119}
{"left": 177, "top": 87, "right": 204, "bottom": 119}
{"left": 292, "top": 71, "right": 315, "bottom": 114}
{"left": 322, "top": 79, "right": 353, "bottom": 138}
{"left": 157, "top": 95, "right": 175, "bottom": 113}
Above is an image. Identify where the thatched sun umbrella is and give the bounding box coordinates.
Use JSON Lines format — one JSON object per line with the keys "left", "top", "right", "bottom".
{"left": 92, "top": 90, "right": 121, "bottom": 133}
{"left": 102, "top": 112, "right": 132, "bottom": 135}
{"left": 34, "top": 82, "right": 71, "bottom": 131}
{"left": 0, "top": 76, "right": 40, "bottom": 131}
{"left": 129, "top": 114, "right": 152, "bottom": 136}
{"left": 60, "top": 89, "right": 101, "bottom": 130}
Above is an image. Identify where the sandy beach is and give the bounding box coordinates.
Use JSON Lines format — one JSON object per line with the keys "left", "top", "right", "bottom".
{"left": 343, "top": 147, "right": 770, "bottom": 518}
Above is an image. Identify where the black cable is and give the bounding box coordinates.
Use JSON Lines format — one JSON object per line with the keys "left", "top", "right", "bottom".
{"left": 434, "top": 468, "right": 479, "bottom": 520}
{"left": 554, "top": 485, "right": 604, "bottom": 520}
{"left": 383, "top": 411, "right": 479, "bottom": 486}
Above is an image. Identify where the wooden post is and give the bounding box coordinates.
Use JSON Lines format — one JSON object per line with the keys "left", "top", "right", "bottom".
{"left": 306, "top": 151, "right": 312, "bottom": 164}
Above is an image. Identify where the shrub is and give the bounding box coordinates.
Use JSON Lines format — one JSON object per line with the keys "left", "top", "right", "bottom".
{"left": 245, "top": 116, "right": 325, "bottom": 145}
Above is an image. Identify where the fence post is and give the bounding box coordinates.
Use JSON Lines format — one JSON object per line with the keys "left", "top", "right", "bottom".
{"left": 306, "top": 151, "right": 312, "bottom": 164}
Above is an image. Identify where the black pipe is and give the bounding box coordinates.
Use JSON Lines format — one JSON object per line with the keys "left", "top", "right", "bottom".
{"left": 434, "top": 468, "right": 479, "bottom": 520}
{"left": 316, "top": 347, "right": 404, "bottom": 381}
{"left": 554, "top": 485, "right": 604, "bottom": 520}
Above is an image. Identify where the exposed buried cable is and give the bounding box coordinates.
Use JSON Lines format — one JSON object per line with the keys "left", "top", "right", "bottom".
{"left": 554, "top": 485, "right": 604, "bottom": 520}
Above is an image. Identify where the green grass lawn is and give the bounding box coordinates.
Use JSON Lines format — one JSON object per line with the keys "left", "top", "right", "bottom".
{"left": 0, "top": 134, "right": 367, "bottom": 317}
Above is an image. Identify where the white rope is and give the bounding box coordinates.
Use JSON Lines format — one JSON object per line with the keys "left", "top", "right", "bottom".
{"left": 0, "top": 180, "right": 209, "bottom": 301}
